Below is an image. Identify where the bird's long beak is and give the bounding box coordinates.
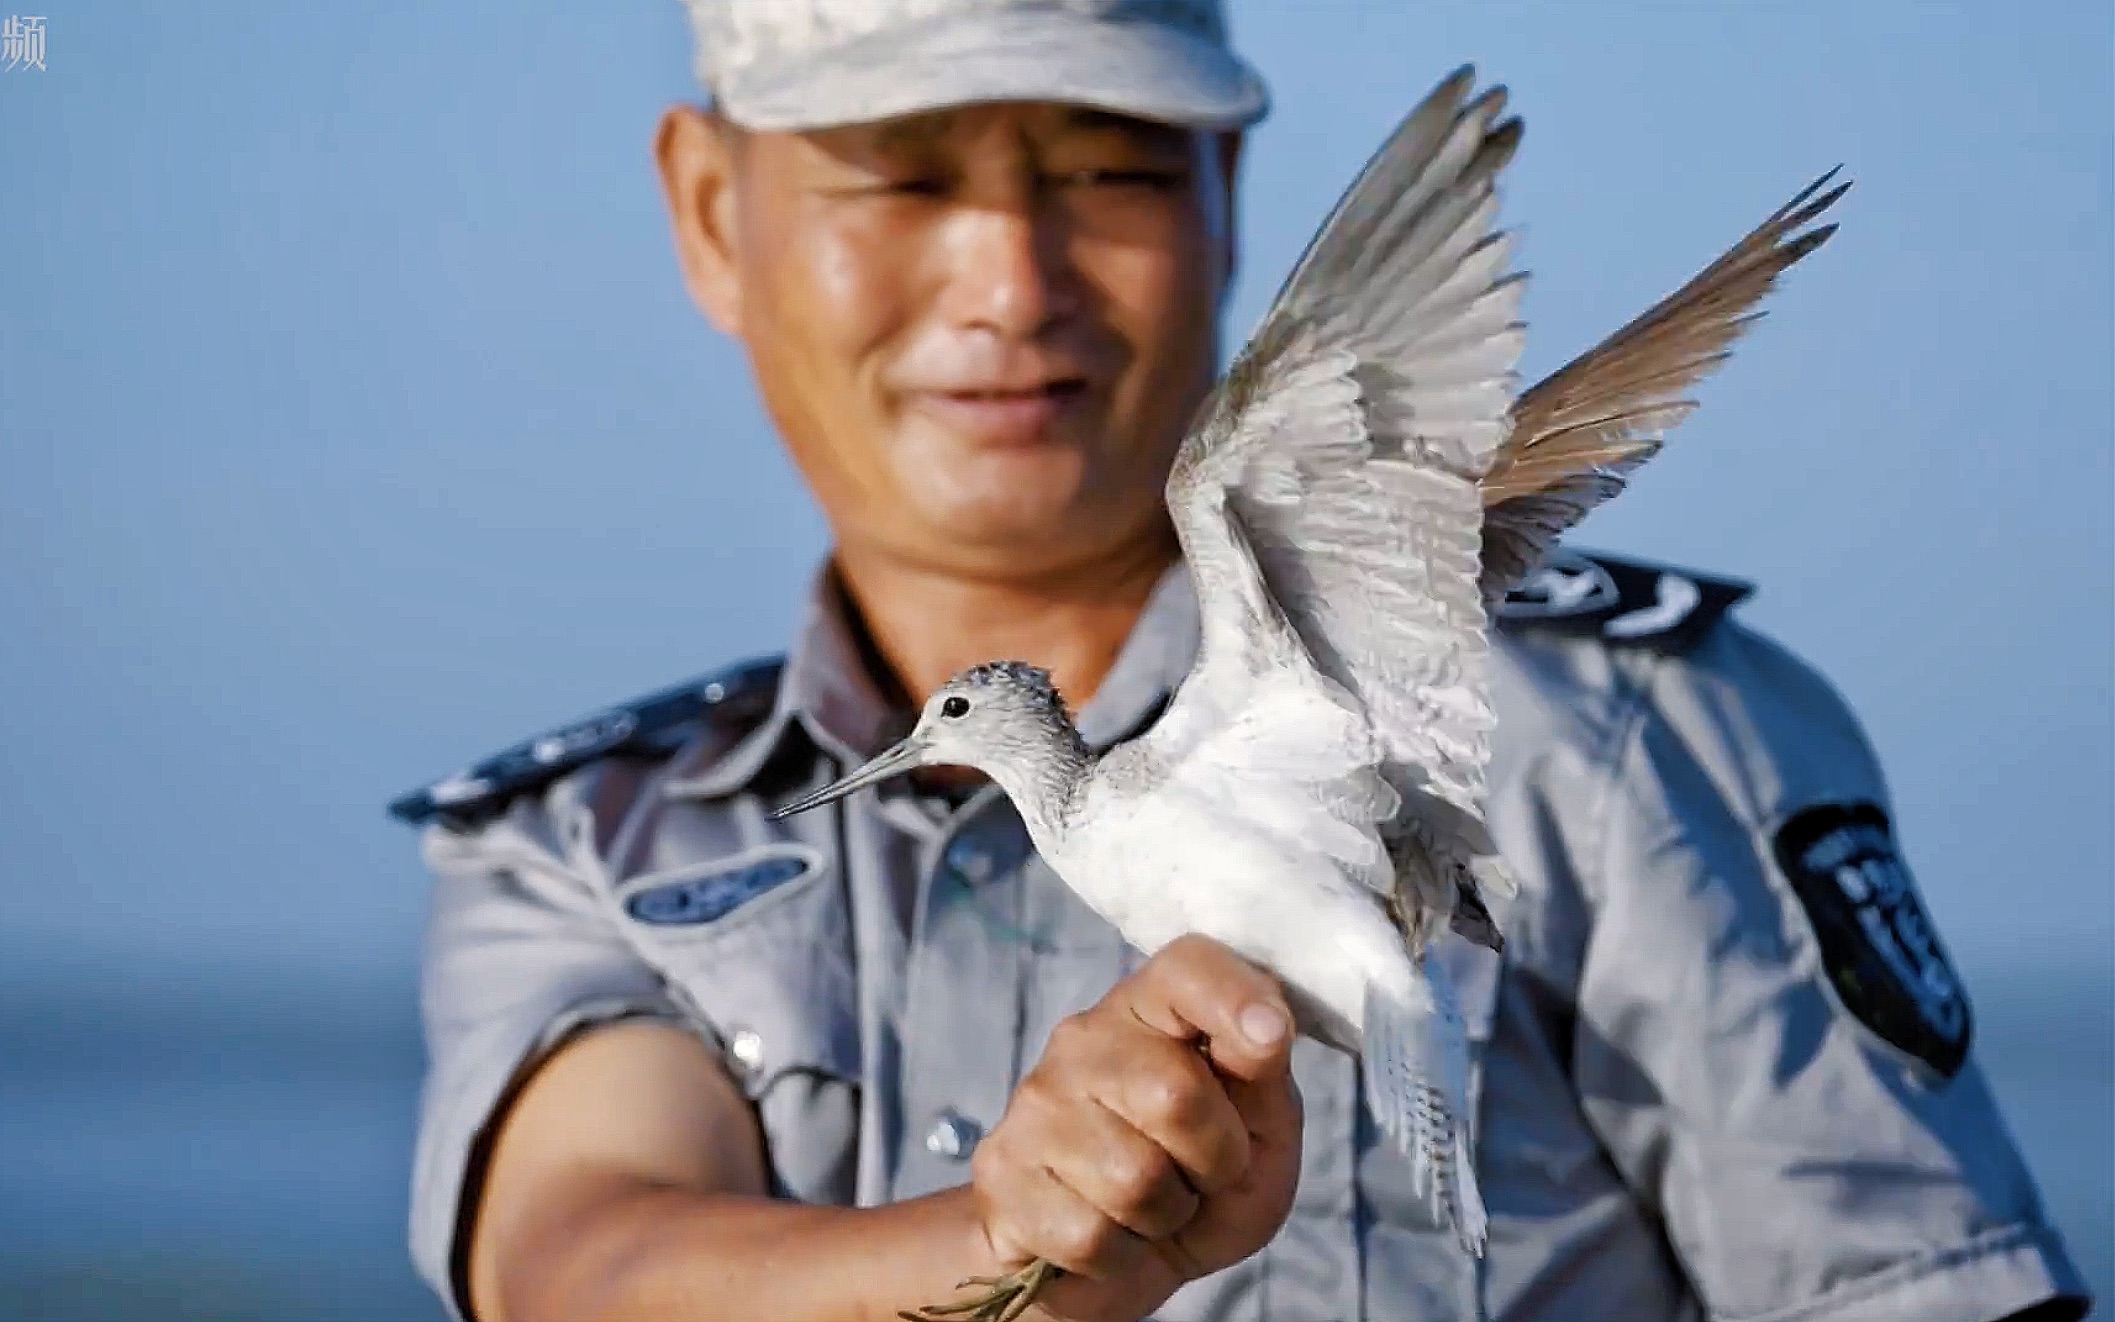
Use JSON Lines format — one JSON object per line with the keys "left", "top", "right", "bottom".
{"left": 771, "top": 736, "right": 931, "bottom": 819}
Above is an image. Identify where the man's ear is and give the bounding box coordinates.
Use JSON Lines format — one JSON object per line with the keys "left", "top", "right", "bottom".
{"left": 656, "top": 105, "right": 745, "bottom": 337}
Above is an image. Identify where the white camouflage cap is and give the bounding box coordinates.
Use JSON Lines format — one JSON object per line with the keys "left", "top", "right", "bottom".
{"left": 681, "top": 0, "right": 1269, "bottom": 132}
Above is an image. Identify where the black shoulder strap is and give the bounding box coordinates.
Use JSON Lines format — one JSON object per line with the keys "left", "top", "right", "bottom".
{"left": 387, "top": 655, "right": 784, "bottom": 830}
{"left": 1494, "top": 548, "right": 1752, "bottom": 654}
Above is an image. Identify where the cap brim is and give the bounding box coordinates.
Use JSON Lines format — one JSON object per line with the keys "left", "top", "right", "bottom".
{"left": 715, "top": 8, "right": 1268, "bottom": 133}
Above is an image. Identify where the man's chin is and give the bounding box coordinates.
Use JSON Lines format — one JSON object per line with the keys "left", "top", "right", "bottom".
{"left": 915, "top": 499, "right": 1096, "bottom": 558}
{"left": 898, "top": 447, "right": 1090, "bottom": 533}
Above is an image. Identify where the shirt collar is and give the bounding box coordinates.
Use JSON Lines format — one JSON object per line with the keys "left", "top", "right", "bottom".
{"left": 781, "top": 564, "right": 903, "bottom": 762}
{"left": 666, "top": 558, "right": 1200, "bottom": 800}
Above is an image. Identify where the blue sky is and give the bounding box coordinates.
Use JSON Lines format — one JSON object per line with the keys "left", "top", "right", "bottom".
{"left": 2, "top": 0, "right": 2109, "bottom": 996}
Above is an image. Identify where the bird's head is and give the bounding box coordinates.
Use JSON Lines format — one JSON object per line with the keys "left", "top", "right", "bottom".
{"left": 773, "top": 661, "right": 1084, "bottom": 820}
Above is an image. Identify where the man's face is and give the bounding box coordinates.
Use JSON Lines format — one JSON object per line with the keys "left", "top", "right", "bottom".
{"left": 660, "top": 101, "right": 1239, "bottom": 579}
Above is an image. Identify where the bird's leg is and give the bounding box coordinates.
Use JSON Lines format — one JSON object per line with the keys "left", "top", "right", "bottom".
{"left": 899, "top": 1257, "right": 1060, "bottom": 1322}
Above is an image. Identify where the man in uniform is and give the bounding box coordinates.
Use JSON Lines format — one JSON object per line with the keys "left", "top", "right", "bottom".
{"left": 390, "top": 2, "right": 2093, "bottom": 1320}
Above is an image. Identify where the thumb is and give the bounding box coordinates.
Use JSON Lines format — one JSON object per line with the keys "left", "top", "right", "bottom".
{"left": 1205, "top": 997, "right": 1295, "bottom": 1082}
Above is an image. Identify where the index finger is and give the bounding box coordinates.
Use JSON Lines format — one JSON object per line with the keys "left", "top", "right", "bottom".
{"left": 1119, "top": 935, "right": 1295, "bottom": 1084}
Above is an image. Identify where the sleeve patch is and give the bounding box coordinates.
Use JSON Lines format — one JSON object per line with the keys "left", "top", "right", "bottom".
{"left": 1773, "top": 801, "right": 1972, "bottom": 1079}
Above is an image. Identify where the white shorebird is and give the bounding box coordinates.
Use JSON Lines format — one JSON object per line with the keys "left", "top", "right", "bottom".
{"left": 778, "top": 66, "right": 1844, "bottom": 1322}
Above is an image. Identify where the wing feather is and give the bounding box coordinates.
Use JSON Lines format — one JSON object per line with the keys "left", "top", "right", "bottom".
{"left": 1149, "top": 67, "right": 1527, "bottom": 852}
{"left": 1479, "top": 171, "right": 1848, "bottom": 594}
{"left": 1141, "top": 70, "right": 1845, "bottom": 962}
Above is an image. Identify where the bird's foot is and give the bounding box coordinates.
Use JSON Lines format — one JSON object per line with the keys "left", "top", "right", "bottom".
{"left": 899, "top": 1257, "right": 1060, "bottom": 1322}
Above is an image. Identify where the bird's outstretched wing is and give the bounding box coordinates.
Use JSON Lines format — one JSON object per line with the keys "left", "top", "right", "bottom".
{"left": 1479, "top": 172, "right": 1848, "bottom": 596}
{"left": 1148, "top": 66, "right": 1526, "bottom": 839}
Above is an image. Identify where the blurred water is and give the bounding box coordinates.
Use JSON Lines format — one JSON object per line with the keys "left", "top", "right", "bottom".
{"left": 1, "top": 959, "right": 441, "bottom": 1321}
{"left": 2, "top": 957, "right": 2106, "bottom": 1320}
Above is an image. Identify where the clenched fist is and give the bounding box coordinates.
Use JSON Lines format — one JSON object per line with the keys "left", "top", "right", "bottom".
{"left": 967, "top": 934, "right": 1305, "bottom": 1321}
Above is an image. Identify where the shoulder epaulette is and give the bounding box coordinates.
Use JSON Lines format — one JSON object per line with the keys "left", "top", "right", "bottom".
{"left": 1494, "top": 548, "right": 1752, "bottom": 654}
{"left": 387, "top": 655, "right": 784, "bottom": 830}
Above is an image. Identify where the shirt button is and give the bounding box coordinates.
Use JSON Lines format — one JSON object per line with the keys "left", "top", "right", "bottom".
{"left": 924, "top": 1109, "right": 983, "bottom": 1161}
{"left": 728, "top": 1028, "right": 764, "bottom": 1077}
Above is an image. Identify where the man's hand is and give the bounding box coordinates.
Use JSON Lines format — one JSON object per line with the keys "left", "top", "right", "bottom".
{"left": 464, "top": 936, "right": 1300, "bottom": 1322}
{"left": 968, "top": 934, "right": 1305, "bottom": 1322}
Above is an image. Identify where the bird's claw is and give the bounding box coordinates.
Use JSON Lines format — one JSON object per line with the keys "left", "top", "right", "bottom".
{"left": 900, "top": 1257, "right": 1060, "bottom": 1322}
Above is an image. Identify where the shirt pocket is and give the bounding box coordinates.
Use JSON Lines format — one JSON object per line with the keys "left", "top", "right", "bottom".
{"left": 612, "top": 844, "right": 862, "bottom": 1099}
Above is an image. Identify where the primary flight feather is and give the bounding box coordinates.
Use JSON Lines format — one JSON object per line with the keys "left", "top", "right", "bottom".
{"left": 776, "top": 66, "right": 1844, "bottom": 1322}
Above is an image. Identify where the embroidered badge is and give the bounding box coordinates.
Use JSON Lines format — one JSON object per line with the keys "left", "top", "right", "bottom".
{"left": 625, "top": 848, "right": 821, "bottom": 926}
{"left": 1773, "top": 802, "right": 1971, "bottom": 1078}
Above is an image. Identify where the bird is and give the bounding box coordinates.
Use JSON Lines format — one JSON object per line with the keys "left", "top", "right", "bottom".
{"left": 775, "top": 65, "right": 1846, "bottom": 1322}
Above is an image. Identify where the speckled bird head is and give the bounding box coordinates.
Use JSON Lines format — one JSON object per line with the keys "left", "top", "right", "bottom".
{"left": 771, "top": 659, "right": 1088, "bottom": 832}
{"left": 912, "top": 661, "right": 1082, "bottom": 773}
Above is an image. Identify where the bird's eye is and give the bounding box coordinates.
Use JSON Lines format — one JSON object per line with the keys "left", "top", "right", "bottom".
{"left": 941, "top": 696, "right": 970, "bottom": 719}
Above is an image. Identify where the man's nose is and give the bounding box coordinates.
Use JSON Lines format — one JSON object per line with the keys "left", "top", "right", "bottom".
{"left": 934, "top": 200, "right": 1082, "bottom": 341}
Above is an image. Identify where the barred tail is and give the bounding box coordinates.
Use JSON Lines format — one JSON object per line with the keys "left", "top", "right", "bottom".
{"left": 1362, "top": 970, "right": 1488, "bottom": 1254}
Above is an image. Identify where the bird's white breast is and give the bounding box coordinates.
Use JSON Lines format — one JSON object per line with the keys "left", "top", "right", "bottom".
{"left": 1047, "top": 773, "right": 1418, "bottom": 1047}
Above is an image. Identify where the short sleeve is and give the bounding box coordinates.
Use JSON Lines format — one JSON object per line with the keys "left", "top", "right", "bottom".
{"left": 1572, "top": 622, "right": 2091, "bottom": 1322}
{"left": 408, "top": 803, "right": 693, "bottom": 1321}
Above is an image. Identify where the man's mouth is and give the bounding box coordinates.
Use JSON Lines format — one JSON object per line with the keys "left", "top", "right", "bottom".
{"left": 911, "top": 380, "right": 1091, "bottom": 444}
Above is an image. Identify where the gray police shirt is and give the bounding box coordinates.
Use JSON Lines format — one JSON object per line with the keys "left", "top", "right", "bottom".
{"left": 401, "top": 553, "right": 2090, "bottom": 1322}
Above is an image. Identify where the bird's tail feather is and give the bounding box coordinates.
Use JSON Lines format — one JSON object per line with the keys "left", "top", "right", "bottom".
{"left": 1362, "top": 971, "right": 1489, "bottom": 1254}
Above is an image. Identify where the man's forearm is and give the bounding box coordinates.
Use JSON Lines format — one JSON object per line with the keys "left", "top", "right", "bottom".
{"left": 492, "top": 1179, "right": 1017, "bottom": 1322}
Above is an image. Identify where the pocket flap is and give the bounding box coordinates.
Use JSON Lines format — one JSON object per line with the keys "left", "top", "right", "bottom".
{"left": 615, "top": 845, "right": 861, "bottom": 1093}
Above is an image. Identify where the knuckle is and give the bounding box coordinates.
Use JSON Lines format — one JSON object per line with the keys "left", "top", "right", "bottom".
{"left": 1134, "top": 1055, "right": 1212, "bottom": 1129}
{"left": 969, "top": 1133, "right": 1008, "bottom": 1186}
{"left": 986, "top": 1111, "right": 1034, "bottom": 1160}
{"left": 1044, "top": 1010, "right": 1099, "bottom": 1060}
{"left": 1162, "top": 932, "right": 1219, "bottom": 961}
{"left": 1132, "top": 1074, "right": 1186, "bottom": 1128}
{"left": 1153, "top": 934, "right": 1221, "bottom": 983}
{"left": 1152, "top": 935, "right": 1272, "bottom": 1012}
{"left": 1015, "top": 1059, "right": 1086, "bottom": 1120}
{"left": 970, "top": 1138, "right": 1037, "bottom": 1205}
{"left": 1167, "top": 932, "right": 1240, "bottom": 978}
{"left": 1050, "top": 1212, "right": 1126, "bottom": 1272}
{"left": 1012, "top": 1068, "right": 1060, "bottom": 1113}
{"left": 1106, "top": 1144, "right": 1173, "bottom": 1205}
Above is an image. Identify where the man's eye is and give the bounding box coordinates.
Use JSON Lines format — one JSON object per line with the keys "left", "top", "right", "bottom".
{"left": 882, "top": 177, "right": 948, "bottom": 197}
{"left": 1057, "top": 168, "right": 1185, "bottom": 190}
